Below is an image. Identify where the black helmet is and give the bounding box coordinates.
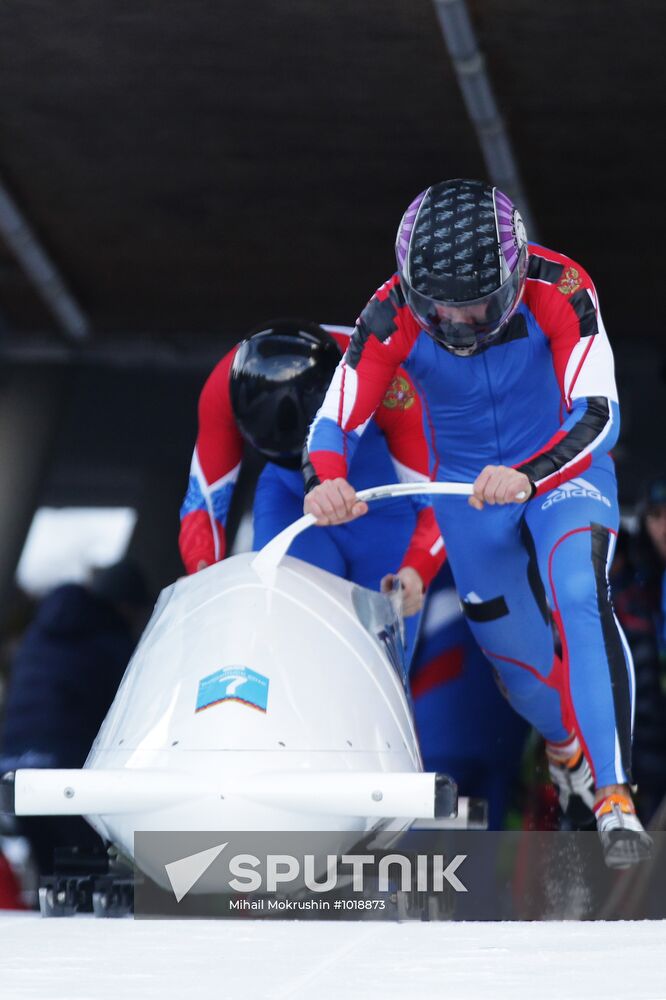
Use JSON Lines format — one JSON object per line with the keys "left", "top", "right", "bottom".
{"left": 229, "top": 319, "right": 342, "bottom": 469}
{"left": 396, "top": 179, "right": 528, "bottom": 356}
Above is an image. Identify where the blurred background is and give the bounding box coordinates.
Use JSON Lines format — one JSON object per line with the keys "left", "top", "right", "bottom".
{"left": 0, "top": 0, "right": 664, "bottom": 602}
{"left": 0, "top": 1, "right": 664, "bottom": 900}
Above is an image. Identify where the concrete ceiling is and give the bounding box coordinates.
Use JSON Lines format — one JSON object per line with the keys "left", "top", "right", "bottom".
{"left": 0, "top": 0, "right": 663, "bottom": 347}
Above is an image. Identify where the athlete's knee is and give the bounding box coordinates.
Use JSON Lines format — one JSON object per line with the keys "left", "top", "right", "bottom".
{"left": 550, "top": 534, "right": 600, "bottom": 612}
{"left": 555, "top": 565, "right": 598, "bottom": 611}
{"left": 491, "top": 659, "right": 546, "bottom": 702}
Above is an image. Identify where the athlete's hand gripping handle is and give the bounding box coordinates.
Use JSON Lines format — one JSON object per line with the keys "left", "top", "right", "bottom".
{"left": 252, "top": 481, "right": 474, "bottom": 584}
{"left": 304, "top": 477, "right": 368, "bottom": 525}
{"left": 305, "top": 472, "right": 528, "bottom": 524}
{"left": 469, "top": 466, "right": 532, "bottom": 509}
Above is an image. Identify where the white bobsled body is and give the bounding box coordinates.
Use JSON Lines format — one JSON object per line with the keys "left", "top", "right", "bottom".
{"left": 89, "top": 550, "right": 422, "bottom": 830}
{"left": 7, "top": 484, "right": 473, "bottom": 893}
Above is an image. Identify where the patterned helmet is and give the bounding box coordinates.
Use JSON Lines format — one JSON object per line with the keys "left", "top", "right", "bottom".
{"left": 396, "top": 179, "right": 528, "bottom": 355}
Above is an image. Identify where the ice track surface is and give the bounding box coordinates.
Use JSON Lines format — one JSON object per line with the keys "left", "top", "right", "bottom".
{"left": 1, "top": 915, "right": 666, "bottom": 1000}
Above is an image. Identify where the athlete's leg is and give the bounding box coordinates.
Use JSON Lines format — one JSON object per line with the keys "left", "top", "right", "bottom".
{"left": 524, "top": 464, "right": 635, "bottom": 791}
{"left": 411, "top": 564, "right": 529, "bottom": 829}
{"left": 434, "top": 495, "right": 569, "bottom": 743}
{"left": 336, "top": 502, "right": 421, "bottom": 662}
{"left": 524, "top": 467, "right": 652, "bottom": 865}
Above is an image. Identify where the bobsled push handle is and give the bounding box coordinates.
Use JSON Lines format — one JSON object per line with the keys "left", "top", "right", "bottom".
{"left": 251, "top": 481, "right": 474, "bottom": 581}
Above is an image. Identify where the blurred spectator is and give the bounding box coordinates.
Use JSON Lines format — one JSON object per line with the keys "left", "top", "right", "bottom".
{"left": 0, "top": 586, "right": 36, "bottom": 709}
{"left": 633, "top": 475, "right": 666, "bottom": 660}
{"left": 610, "top": 516, "right": 666, "bottom": 825}
{"left": 0, "top": 559, "right": 152, "bottom": 875}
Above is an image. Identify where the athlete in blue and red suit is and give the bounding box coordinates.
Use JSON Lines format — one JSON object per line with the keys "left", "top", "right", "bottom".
{"left": 410, "top": 559, "right": 529, "bottom": 830}
{"left": 303, "top": 179, "right": 652, "bottom": 867}
{"left": 178, "top": 319, "right": 446, "bottom": 661}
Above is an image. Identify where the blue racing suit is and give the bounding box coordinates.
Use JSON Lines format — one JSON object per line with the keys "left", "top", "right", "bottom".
{"left": 254, "top": 419, "right": 429, "bottom": 660}
{"left": 410, "top": 563, "right": 529, "bottom": 829}
{"left": 179, "top": 328, "right": 446, "bottom": 664}
{"left": 304, "top": 246, "right": 634, "bottom": 789}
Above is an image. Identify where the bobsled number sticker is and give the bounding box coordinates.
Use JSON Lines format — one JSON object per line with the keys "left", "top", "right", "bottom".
{"left": 195, "top": 666, "right": 269, "bottom": 713}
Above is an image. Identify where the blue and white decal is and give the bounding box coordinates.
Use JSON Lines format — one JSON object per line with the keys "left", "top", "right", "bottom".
{"left": 195, "top": 666, "right": 269, "bottom": 713}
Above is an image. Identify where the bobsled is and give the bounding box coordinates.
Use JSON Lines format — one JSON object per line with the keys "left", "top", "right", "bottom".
{"left": 1, "top": 482, "right": 479, "bottom": 898}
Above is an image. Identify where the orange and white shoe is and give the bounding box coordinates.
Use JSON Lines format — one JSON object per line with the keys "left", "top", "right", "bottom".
{"left": 546, "top": 734, "right": 595, "bottom": 827}
{"left": 594, "top": 793, "right": 653, "bottom": 869}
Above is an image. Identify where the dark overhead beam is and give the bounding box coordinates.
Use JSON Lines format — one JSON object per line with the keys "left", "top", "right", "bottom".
{"left": 0, "top": 176, "right": 91, "bottom": 341}
{"left": 0, "top": 367, "right": 69, "bottom": 627}
{"left": 432, "top": 0, "right": 537, "bottom": 239}
{"left": 0, "top": 333, "right": 226, "bottom": 372}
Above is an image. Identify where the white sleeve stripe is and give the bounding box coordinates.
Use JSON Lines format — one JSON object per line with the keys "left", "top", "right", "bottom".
{"left": 306, "top": 363, "right": 370, "bottom": 453}
{"left": 311, "top": 360, "right": 360, "bottom": 429}
{"left": 322, "top": 324, "right": 355, "bottom": 335}
{"left": 391, "top": 457, "right": 430, "bottom": 484}
{"left": 192, "top": 448, "right": 221, "bottom": 561}
{"left": 564, "top": 337, "right": 595, "bottom": 407}
{"left": 429, "top": 537, "right": 445, "bottom": 557}
{"left": 562, "top": 303, "right": 618, "bottom": 405}
{"left": 190, "top": 448, "right": 240, "bottom": 560}
{"left": 315, "top": 363, "right": 346, "bottom": 422}
{"left": 191, "top": 450, "right": 240, "bottom": 498}
{"left": 340, "top": 364, "right": 359, "bottom": 428}
{"left": 209, "top": 463, "right": 242, "bottom": 492}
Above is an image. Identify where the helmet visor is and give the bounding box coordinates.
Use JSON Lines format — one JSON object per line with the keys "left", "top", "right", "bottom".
{"left": 403, "top": 245, "right": 528, "bottom": 354}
